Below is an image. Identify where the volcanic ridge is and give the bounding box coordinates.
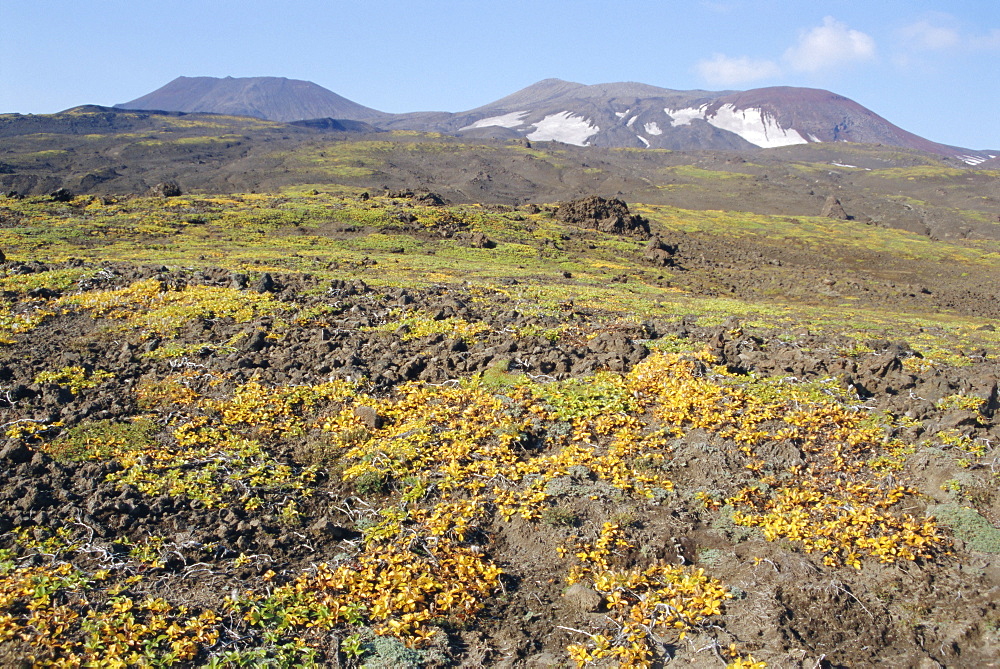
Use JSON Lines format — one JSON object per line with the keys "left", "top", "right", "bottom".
{"left": 115, "top": 76, "right": 997, "bottom": 164}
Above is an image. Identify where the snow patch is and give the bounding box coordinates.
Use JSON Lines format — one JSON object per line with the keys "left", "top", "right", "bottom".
{"left": 959, "top": 154, "right": 987, "bottom": 165}
{"left": 644, "top": 122, "right": 662, "bottom": 136}
{"left": 831, "top": 162, "right": 870, "bottom": 170}
{"left": 637, "top": 135, "right": 650, "bottom": 147}
{"left": 701, "top": 105, "right": 809, "bottom": 148}
{"left": 665, "top": 104, "right": 808, "bottom": 148}
{"left": 665, "top": 107, "right": 705, "bottom": 126}
{"left": 526, "top": 112, "right": 599, "bottom": 146}
{"left": 808, "top": 134, "right": 821, "bottom": 142}
{"left": 459, "top": 111, "right": 529, "bottom": 131}
{"left": 615, "top": 109, "right": 630, "bottom": 119}
{"left": 626, "top": 116, "right": 637, "bottom": 128}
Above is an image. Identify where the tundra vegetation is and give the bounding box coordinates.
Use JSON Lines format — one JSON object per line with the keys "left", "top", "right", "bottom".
{"left": 0, "top": 189, "right": 998, "bottom": 667}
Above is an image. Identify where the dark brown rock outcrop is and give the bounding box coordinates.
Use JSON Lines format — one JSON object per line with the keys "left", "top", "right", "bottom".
{"left": 386, "top": 189, "right": 447, "bottom": 206}
{"left": 644, "top": 236, "right": 677, "bottom": 266}
{"left": 151, "top": 181, "right": 182, "bottom": 198}
{"left": 821, "top": 195, "right": 850, "bottom": 220}
{"left": 555, "top": 196, "right": 651, "bottom": 238}
{"left": 468, "top": 232, "right": 495, "bottom": 249}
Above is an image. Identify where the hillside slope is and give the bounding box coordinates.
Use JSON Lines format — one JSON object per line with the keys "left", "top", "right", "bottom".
{"left": 2, "top": 107, "right": 999, "bottom": 241}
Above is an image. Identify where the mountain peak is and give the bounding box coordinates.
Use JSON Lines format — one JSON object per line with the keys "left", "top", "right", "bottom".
{"left": 469, "top": 79, "right": 586, "bottom": 111}
{"left": 115, "top": 76, "right": 383, "bottom": 123}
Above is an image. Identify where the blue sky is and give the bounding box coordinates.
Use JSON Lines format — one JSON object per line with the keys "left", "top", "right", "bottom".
{"left": 2, "top": 0, "right": 998, "bottom": 149}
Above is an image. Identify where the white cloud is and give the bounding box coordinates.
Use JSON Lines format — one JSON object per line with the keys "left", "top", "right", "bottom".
{"left": 696, "top": 53, "right": 781, "bottom": 86}
{"left": 695, "top": 17, "right": 877, "bottom": 87}
{"left": 784, "top": 16, "right": 876, "bottom": 73}
{"left": 899, "top": 19, "right": 960, "bottom": 50}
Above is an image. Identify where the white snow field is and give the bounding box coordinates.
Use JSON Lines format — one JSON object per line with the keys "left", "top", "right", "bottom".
{"left": 665, "top": 105, "right": 809, "bottom": 148}
{"left": 526, "top": 112, "right": 600, "bottom": 146}
{"left": 459, "top": 111, "right": 529, "bottom": 131}
{"left": 644, "top": 122, "right": 663, "bottom": 136}
{"left": 663, "top": 107, "right": 704, "bottom": 126}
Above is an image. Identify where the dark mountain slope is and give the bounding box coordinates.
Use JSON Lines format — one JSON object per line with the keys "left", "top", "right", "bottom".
{"left": 700, "top": 87, "right": 987, "bottom": 162}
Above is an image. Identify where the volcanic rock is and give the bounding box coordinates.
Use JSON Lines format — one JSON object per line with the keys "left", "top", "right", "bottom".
{"left": 555, "top": 196, "right": 650, "bottom": 238}
{"left": 644, "top": 236, "right": 677, "bottom": 266}
{"left": 468, "top": 232, "right": 495, "bottom": 249}
{"left": 386, "top": 190, "right": 447, "bottom": 206}
{"left": 151, "top": 181, "right": 182, "bottom": 197}
{"left": 821, "top": 195, "right": 850, "bottom": 220}
{"left": 353, "top": 405, "right": 383, "bottom": 430}
{"left": 253, "top": 273, "right": 277, "bottom": 293}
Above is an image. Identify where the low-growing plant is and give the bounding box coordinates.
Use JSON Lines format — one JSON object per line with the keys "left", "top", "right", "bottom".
{"left": 541, "top": 505, "right": 580, "bottom": 527}
{"left": 354, "top": 469, "right": 389, "bottom": 496}
{"left": 929, "top": 503, "right": 1000, "bottom": 553}
{"left": 56, "top": 278, "right": 284, "bottom": 338}
{"left": 34, "top": 366, "right": 113, "bottom": 393}
{"left": 937, "top": 394, "right": 986, "bottom": 412}
{"left": 0, "top": 543, "right": 223, "bottom": 666}
{"left": 43, "top": 417, "right": 158, "bottom": 462}
{"left": 560, "top": 523, "right": 733, "bottom": 667}
{"left": 366, "top": 308, "right": 489, "bottom": 343}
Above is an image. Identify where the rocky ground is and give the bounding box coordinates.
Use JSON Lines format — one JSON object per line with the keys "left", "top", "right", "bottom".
{"left": 1, "top": 254, "right": 999, "bottom": 667}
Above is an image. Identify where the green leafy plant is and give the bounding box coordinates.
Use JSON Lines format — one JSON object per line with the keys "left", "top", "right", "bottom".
{"left": 44, "top": 418, "right": 158, "bottom": 462}
{"left": 34, "top": 366, "right": 113, "bottom": 393}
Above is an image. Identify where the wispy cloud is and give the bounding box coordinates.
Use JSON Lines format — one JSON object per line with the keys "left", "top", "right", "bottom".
{"left": 899, "top": 19, "right": 960, "bottom": 50}
{"left": 896, "top": 14, "right": 1000, "bottom": 54}
{"left": 695, "top": 17, "right": 876, "bottom": 87}
{"left": 784, "top": 17, "right": 876, "bottom": 73}
{"left": 696, "top": 54, "right": 782, "bottom": 86}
